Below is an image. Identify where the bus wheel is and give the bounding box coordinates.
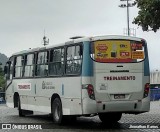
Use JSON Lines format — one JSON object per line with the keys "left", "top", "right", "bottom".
{"left": 98, "top": 113, "right": 122, "bottom": 123}
{"left": 18, "top": 97, "right": 25, "bottom": 117}
{"left": 52, "top": 98, "right": 63, "bottom": 124}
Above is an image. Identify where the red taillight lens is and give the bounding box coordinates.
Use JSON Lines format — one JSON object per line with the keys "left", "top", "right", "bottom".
{"left": 87, "top": 84, "right": 95, "bottom": 100}
{"left": 144, "top": 83, "right": 150, "bottom": 98}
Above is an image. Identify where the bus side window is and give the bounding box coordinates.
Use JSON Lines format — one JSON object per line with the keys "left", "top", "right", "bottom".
{"left": 24, "top": 54, "right": 34, "bottom": 77}
{"left": 35, "top": 51, "right": 48, "bottom": 76}
{"left": 13, "top": 57, "right": 16, "bottom": 77}
{"left": 15, "top": 56, "right": 23, "bottom": 78}
{"left": 4, "top": 56, "right": 15, "bottom": 80}
{"left": 90, "top": 42, "right": 95, "bottom": 59}
{"left": 66, "top": 44, "right": 82, "bottom": 75}
{"left": 9, "top": 57, "right": 15, "bottom": 79}
{"left": 49, "top": 47, "right": 64, "bottom": 76}
{"left": 5, "top": 61, "right": 11, "bottom": 80}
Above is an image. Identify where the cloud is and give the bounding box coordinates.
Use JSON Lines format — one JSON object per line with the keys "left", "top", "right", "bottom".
{"left": 0, "top": 0, "right": 160, "bottom": 69}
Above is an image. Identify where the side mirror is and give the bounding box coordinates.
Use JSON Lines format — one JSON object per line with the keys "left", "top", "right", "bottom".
{"left": 4, "top": 66, "right": 8, "bottom": 74}
{"left": 7, "top": 61, "right": 11, "bottom": 65}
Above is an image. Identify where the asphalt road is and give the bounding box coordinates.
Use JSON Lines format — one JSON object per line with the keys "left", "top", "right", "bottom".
{"left": 1, "top": 101, "right": 160, "bottom": 132}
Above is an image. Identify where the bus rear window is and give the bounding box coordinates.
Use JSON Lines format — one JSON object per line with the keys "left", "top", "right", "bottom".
{"left": 90, "top": 40, "right": 145, "bottom": 63}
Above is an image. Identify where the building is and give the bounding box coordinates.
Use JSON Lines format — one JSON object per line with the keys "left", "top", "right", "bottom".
{"left": 150, "top": 70, "right": 160, "bottom": 88}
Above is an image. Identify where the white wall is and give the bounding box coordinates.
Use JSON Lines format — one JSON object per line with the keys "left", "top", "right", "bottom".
{"left": 150, "top": 70, "right": 160, "bottom": 84}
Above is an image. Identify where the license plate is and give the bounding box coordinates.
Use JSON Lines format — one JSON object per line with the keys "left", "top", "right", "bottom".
{"left": 114, "top": 94, "right": 125, "bottom": 99}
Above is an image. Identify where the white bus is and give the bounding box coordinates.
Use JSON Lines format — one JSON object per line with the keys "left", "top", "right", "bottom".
{"left": 4, "top": 35, "right": 150, "bottom": 124}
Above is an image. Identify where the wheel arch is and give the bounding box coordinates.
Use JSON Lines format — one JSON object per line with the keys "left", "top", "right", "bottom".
{"left": 13, "top": 92, "right": 19, "bottom": 108}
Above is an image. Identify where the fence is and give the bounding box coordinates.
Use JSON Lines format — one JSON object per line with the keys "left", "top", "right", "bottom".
{"left": 150, "top": 88, "right": 160, "bottom": 101}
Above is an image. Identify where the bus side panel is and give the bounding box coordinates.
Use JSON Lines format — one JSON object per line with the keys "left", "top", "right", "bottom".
{"left": 7, "top": 77, "right": 83, "bottom": 115}
{"left": 34, "top": 77, "right": 82, "bottom": 115}
{"left": 61, "top": 98, "right": 82, "bottom": 115}
{"left": 139, "top": 75, "right": 150, "bottom": 112}
{"left": 81, "top": 77, "right": 97, "bottom": 114}
{"left": 6, "top": 93, "right": 14, "bottom": 108}
{"left": 6, "top": 79, "right": 30, "bottom": 109}
{"left": 6, "top": 75, "right": 83, "bottom": 115}
{"left": 81, "top": 42, "right": 97, "bottom": 114}
{"left": 27, "top": 78, "right": 51, "bottom": 113}
{"left": 6, "top": 83, "right": 14, "bottom": 108}
{"left": 141, "top": 45, "right": 150, "bottom": 112}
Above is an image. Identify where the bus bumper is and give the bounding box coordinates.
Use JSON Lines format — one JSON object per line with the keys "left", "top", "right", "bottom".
{"left": 96, "top": 96, "right": 150, "bottom": 114}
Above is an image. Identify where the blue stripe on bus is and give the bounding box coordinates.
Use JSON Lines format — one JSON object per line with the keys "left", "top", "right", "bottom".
{"left": 144, "top": 47, "right": 150, "bottom": 76}
{"left": 62, "top": 84, "right": 64, "bottom": 95}
{"left": 82, "top": 41, "right": 93, "bottom": 76}
{"left": 144, "top": 57, "right": 150, "bottom": 76}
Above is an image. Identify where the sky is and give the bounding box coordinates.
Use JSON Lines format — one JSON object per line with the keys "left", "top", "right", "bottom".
{"left": 0, "top": 0, "right": 160, "bottom": 70}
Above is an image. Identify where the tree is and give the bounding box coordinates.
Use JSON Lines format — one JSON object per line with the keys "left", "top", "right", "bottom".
{"left": 133, "top": 0, "right": 160, "bottom": 32}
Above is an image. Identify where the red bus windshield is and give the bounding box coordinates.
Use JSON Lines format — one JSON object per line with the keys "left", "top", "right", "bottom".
{"left": 90, "top": 40, "right": 145, "bottom": 63}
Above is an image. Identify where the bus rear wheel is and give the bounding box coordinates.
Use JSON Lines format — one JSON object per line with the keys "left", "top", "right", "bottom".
{"left": 98, "top": 112, "right": 122, "bottom": 123}
{"left": 52, "top": 98, "right": 63, "bottom": 124}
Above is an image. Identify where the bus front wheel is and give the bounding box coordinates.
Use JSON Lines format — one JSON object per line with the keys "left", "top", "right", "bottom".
{"left": 52, "top": 98, "right": 63, "bottom": 124}
{"left": 98, "top": 112, "right": 122, "bottom": 123}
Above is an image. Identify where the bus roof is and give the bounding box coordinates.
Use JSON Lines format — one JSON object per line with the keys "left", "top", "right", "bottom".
{"left": 91, "top": 35, "right": 143, "bottom": 42}
{"left": 11, "top": 35, "right": 145, "bottom": 56}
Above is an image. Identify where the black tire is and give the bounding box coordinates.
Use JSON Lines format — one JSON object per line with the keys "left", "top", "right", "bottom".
{"left": 99, "top": 112, "right": 122, "bottom": 123}
{"left": 18, "top": 96, "right": 25, "bottom": 117}
{"left": 52, "top": 98, "right": 63, "bottom": 124}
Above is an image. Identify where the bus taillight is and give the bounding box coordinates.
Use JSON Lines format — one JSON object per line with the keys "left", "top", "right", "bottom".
{"left": 144, "top": 83, "right": 150, "bottom": 98}
{"left": 86, "top": 84, "right": 95, "bottom": 100}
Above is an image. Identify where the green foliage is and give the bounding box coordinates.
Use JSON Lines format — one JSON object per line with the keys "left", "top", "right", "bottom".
{"left": 0, "top": 66, "right": 3, "bottom": 76}
{"left": 133, "top": 0, "right": 160, "bottom": 32}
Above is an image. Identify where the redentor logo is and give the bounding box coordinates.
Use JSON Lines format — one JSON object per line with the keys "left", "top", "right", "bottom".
{"left": 17, "top": 83, "right": 31, "bottom": 90}
{"left": 104, "top": 76, "right": 136, "bottom": 81}
{"left": 18, "top": 85, "right": 30, "bottom": 89}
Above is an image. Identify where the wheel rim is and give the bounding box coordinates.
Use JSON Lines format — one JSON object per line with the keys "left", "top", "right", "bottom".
{"left": 54, "top": 103, "right": 60, "bottom": 121}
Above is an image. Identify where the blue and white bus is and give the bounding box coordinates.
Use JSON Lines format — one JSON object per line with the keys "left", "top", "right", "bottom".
{"left": 4, "top": 35, "right": 150, "bottom": 124}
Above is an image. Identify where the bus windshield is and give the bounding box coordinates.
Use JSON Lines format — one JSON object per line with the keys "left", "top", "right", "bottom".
{"left": 90, "top": 40, "right": 145, "bottom": 63}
